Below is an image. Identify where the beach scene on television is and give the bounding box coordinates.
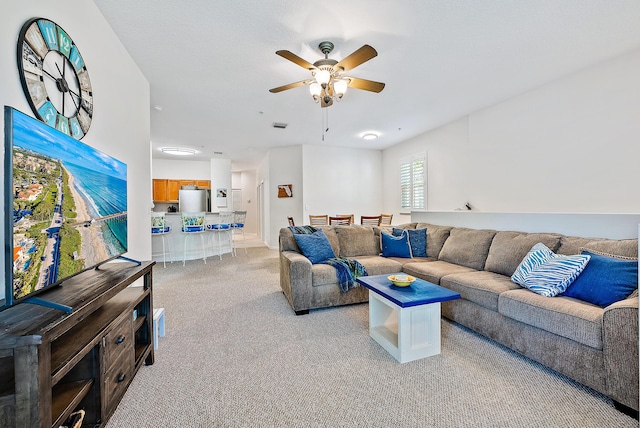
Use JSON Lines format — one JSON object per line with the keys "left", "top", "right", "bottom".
{"left": 11, "top": 110, "right": 127, "bottom": 300}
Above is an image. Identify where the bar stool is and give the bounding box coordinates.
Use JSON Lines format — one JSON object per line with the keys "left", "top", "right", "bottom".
{"left": 151, "top": 212, "right": 172, "bottom": 267}
{"left": 207, "top": 211, "right": 233, "bottom": 259}
{"left": 231, "top": 210, "right": 247, "bottom": 255}
{"left": 180, "top": 212, "right": 207, "bottom": 265}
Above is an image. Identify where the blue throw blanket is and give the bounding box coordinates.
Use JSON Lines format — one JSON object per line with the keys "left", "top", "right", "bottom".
{"left": 289, "top": 226, "right": 367, "bottom": 292}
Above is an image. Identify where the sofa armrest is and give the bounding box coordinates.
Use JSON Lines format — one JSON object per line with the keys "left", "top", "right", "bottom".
{"left": 279, "top": 250, "right": 313, "bottom": 314}
{"left": 602, "top": 296, "right": 639, "bottom": 410}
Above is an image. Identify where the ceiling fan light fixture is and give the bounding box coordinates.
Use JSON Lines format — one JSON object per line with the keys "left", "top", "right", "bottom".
{"left": 333, "top": 79, "right": 348, "bottom": 97}
{"left": 309, "top": 82, "right": 322, "bottom": 98}
{"left": 315, "top": 69, "right": 331, "bottom": 85}
{"left": 160, "top": 147, "right": 196, "bottom": 156}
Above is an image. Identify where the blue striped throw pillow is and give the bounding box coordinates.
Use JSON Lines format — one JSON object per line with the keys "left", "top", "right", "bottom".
{"left": 511, "top": 243, "right": 555, "bottom": 286}
{"left": 523, "top": 254, "right": 591, "bottom": 297}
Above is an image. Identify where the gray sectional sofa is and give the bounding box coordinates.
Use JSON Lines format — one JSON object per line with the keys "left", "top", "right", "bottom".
{"left": 278, "top": 223, "right": 639, "bottom": 413}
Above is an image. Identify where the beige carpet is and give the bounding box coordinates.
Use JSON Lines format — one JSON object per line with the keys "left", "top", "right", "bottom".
{"left": 106, "top": 246, "right": 637, "bottom": 427}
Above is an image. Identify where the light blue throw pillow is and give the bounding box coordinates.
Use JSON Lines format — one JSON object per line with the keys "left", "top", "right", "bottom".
{"left": 522, "top": 254, "right": 591, "bottom": 297}
{"left": 562, "top": 251, "right": 638, "bottom": 307}
{"left": 511, "top": 243, "right": 555, "bottom": 286}
{"left": 293, "top": 230, "right": 336, "bottom": 264}
{"left": 381, "top": 230, "right": 412, "bottom": 258}
{"left": 393, "top": 227, "right": 427, "bottom": 257}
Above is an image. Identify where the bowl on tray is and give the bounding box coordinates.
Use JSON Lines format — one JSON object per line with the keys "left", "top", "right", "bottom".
{"left": 388, "top": 274, "right": 416, "bottom": 287}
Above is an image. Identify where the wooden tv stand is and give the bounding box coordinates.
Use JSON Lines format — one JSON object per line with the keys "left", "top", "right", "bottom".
{"left": 0, "top": 260, "right": 155, "bottom": 427}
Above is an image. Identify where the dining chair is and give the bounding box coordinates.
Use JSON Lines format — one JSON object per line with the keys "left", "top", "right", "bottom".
{"left": 231, "top": 210, "right": 247, "bottom": 255}
{"left": 329, "top": 216, "right": 352, "bottom": 226}
{"left": 207, "top": 211, "right": 234, "bottom": 260}
{"left": 361, "top": 215, "right": 382, "bottom": 226}
{"left": 309, "top": 215, "right": 328, "bottom": 226}
{"left": 180, "top": 212, "right": 207, "bottom": 265}
{"left": 287, "top": 216, "right": 295, "bottom": 226}
{"left": 380, "top": 213, "right": 393, "bottom": 225}
{"left": 336, "top": 214, "right": 354, "bottom": 225}
{"left": 151, "top": 212, "right": 172, "bottom": 267}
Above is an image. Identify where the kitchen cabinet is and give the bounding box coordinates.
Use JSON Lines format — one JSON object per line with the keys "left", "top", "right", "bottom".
{"left": 153, "top": 179, "right": 210, "bottom": 202}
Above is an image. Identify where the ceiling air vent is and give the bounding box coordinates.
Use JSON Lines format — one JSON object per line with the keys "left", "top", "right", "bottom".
{"left": 273, "top": 122, "right": 288, "bottom": 129}
{"left": 213, "top": 151, "right": 223, "bottom": 155}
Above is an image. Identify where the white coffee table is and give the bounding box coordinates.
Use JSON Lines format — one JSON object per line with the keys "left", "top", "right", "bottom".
{"left": 357, "top": 274, "right": 460, "bottom": 363}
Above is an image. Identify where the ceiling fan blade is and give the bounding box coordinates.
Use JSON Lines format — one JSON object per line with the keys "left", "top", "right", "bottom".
{"left": 269, "top": 79, "right": 312, "bottom": 93}
{"left": 347, "top": 77, "right": 385, "bottom": 93}
{"left": 334, "top": 45, "right": 378, "bottom": 73}
{"left": 275, "top": 50, "right": 316, "bottom": 70}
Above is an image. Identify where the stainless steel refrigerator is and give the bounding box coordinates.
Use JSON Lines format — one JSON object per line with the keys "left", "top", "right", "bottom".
{"left": 178, "top": 189, "right": 210, "bottom": 212}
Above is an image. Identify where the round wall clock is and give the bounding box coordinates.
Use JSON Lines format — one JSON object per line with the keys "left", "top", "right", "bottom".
{"left": 17, "top": 18, "right": 93, "bottom": 140}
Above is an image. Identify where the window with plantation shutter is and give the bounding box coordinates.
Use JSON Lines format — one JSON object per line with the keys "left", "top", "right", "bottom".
{"left": 400, "top": 154, "right": 426, "bottom": 210}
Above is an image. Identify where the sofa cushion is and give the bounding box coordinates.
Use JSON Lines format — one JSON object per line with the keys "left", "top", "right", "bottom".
{"left": 293, "top": 230, "right": 336, "bottom": 264}
{"left": 557, "top": 236, "right": 638, "bottom": 258}
{"left": 484, "top": 231, "right": 562, "bottom": 277}
{"left": 438, "top": 227, "right": 497, "bottom": 270}
{"left": 335, "top": 225, "right": 380, "bottom": 257}
{"left": 381, "top": 231, "right": 412, "bottom": 258}
{"left": 389, "top": 256, "right": 435, "bottom": 266}
{"left": 350, "top": 256, "right": 403, "bottom": 276}
{"left": 440, "top": 271, "right": 520, "bottom": 311}
{"left": 416, "top": 223, "right": 452, "bottom": 259}
{"left": 402, "top": 260, "right": 476, "bottom": 285}
{"left": 562, "top": 250, "right": 638, "bottom": 307}
{"left": 312, "top": 264, "right": 339, "bottom": 286}
{"left": 499, "top": 289, "right": 604, "bottom": 349}
{"left": 393, "top": 227, "right": 427, "bottom": 257}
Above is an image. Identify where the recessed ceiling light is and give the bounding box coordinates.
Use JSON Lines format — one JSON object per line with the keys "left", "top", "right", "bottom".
{"left": 160, "top": 147, "right": 196, "bottom": 156}
{"left": 362, "top": 133, "right": 378, "bottom": 140}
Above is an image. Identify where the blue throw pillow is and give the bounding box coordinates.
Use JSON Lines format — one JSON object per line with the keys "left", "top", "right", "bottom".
{"left": 293, "top": 230, "right": 336, "bottom": 264}
{"left": 562, "top": 251, "right": 638, "bottom": 307}
{"left": 381, "top": 230, "right": 412, "bottom": 258}
{"left": 392, "top": 227, "right": 427, "bottom": 257}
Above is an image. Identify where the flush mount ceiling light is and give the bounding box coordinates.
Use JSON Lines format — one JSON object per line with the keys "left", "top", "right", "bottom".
{"left": 269, "top": 41, "right": 385, "bottom": 108}
{"left": 160, "top": 147, "right": 196, "bottom": 156}
{"left": 362, "top": 133, "right": 379, "bottom": 140}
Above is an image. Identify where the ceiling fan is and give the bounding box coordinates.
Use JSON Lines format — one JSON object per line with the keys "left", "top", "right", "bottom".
{"left": 269, "top": 41, "right": 385, "bottom": 108}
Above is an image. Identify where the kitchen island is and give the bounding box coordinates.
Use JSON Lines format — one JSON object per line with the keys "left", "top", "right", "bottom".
{"left": 151, "top": 212, "right": 233, "bottom": 263}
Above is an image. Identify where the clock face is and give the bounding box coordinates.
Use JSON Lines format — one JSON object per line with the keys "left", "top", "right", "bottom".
{"left": 17, "top": 18, "right": 93, "bottom": 140}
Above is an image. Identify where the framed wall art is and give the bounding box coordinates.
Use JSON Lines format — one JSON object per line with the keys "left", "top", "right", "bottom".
{"left": 278, "top": 184, "right": 292, "bottom": 198}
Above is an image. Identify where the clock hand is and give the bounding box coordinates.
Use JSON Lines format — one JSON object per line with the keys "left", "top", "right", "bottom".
{"left": 55, "top": 62, "right": 64, "bottom": 79}
{"left": 42, "top": 68, "right": 58, "bottom": 81}
{"left": 66, "top": 91, "right": 80, "bottom": 111}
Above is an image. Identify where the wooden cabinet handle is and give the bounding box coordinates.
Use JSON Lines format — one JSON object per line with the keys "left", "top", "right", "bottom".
{"left": 117, "top": 373, "right": 126, "bottom": 383}
{"left": 116, "top": 335, "right": 126, "bottom": 344}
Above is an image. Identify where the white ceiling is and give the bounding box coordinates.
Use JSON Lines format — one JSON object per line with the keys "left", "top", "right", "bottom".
{"left": 94, "top": 0, "right": 640, "bottom": 171}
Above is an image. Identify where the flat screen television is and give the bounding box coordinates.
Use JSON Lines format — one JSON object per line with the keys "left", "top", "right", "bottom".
{"left": 2, "top": 106, "right": 127, "bottom": 310}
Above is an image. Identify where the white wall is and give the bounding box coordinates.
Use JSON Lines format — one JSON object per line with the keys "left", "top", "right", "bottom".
{"left": 266, "top": 146, "right": 303, "bottom": 248}
{"left": 302, "top": 144, "right": 383, "bottom": 224}
{"left": 232, "top": 170, "right": 257, "bottom": 234}
{"left": 382, "top": 119, "right": 470, "bottom": 224}
{"left": 152, "top": 159, "right": 210, "bottom": 179}
{"left": 1, "top": 1, "right": 151, "bottom": 305}
{"left": 383, "top": 49, "right": 640, "bottom": 219}
{"left": 210, "top": 158, "right": 231, "bottom": 210}
{"left": 256, "top": 154, "right": 271, "bottom": 245}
